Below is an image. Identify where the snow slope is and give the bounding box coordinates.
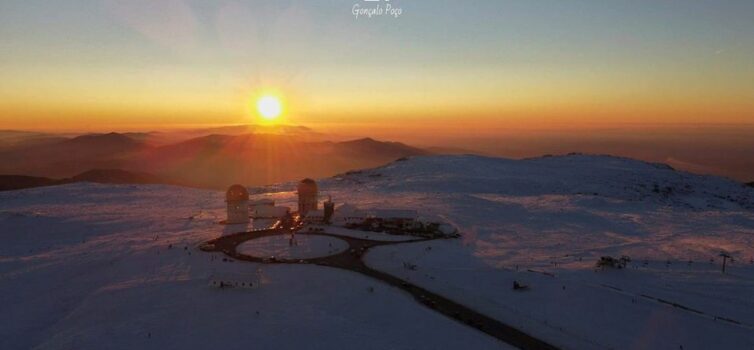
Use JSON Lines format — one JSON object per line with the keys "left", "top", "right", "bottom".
{"left": 2, "top": 154, "right": 753, "bottom": 349}
{"left": 297, "top": 154, "right": 754, "bottom": 349}
{"left": 0, "top": 183, "right": 507, "bottom": 350}
{"left": 321, "top": 154, "right": 754, "bottom": 265}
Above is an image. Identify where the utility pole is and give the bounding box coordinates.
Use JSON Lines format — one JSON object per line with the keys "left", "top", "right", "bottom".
{"left": 719, "top": 252, "right": 731, "bottom": 273}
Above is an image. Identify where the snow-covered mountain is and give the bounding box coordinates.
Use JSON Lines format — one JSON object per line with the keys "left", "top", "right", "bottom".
{"left": 317, "top": 154, "right": 754, "bottom": 264}
{"left": 1, "top": 154, "right": 753, "bottom": 349}
{"left": 332, "top": 154, "right": 753, "bottom": 209}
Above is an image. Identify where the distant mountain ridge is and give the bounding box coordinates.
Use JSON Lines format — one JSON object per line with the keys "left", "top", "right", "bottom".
{"left": 68, "top": 169, "right": 165, "bottom": 184}
{"left": 0, "top": 169, "right": 172, "bottom": 191}
{"left": 0, "top": 175, "right": 58, "bottom": 191}
{"left": 335, "top": 137, "right": 431, "bottom": 157}
{"left": 0, "top": 130, "right": 432, "bottom": 189}
{"left": 0, "top": 130, "right": 68, "bottom": 151}
{"left": 127, "top": 133, "right": 430, "bottom": 188}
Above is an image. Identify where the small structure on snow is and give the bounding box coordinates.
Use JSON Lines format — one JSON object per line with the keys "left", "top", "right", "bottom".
{"left": 323, "top": 196, "right": 335, "bottom": 223}
{"left": 513, "top": 280, "right": 529, "bottom": 291}
{"left": 719, "top": 252, "right": 732, "bottom": 273}
{"left": 209, "top": 272, "right": 260, "bottom": 289}
{"left": 596, "top": 255, "right": 631, "bottom": 269}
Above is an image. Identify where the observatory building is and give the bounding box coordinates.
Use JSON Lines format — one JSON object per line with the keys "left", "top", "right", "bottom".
{"left": 250, "top": 199, "right": 290, "bottom": 219}
{"left": 297, "top": 178, "right": 318, "bottom": 215}
{"left": 226, "top": 184, "right": 250, "bottom": 224}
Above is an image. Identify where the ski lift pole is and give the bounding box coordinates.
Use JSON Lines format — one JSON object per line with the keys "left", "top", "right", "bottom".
{"left": 719, "top": 252, "right": 731, "bottom": 273}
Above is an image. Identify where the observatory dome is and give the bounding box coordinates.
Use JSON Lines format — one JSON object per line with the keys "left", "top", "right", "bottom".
{"left": 297, "top": 178, "right": 318, "bottom": 194}
{"left": 226, "top": 184, "right": 250, "bottom": 202}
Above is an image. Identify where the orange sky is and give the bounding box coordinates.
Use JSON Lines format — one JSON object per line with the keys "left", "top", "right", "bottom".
{"left": 1, "top": 1, "right": 753, "bottom": 134}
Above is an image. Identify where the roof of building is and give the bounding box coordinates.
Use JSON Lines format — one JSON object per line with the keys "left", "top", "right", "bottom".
{"left": 335, "top": 203, "right": 358, "bottom": 211}
{"left": 251, "top": 205, "right": 290, "bottom": 218}
{"left": 249, "top": 198, "right": 275, "bottom": 206}
{"left": 297, "top": 178, "right": 318, "bottom": 194}
{"left": 369, "top": 209, "right": 418, "bottom": 220}
{"left": 333, "top": 203, "right": 367, "bottom": 217}
{"left": 226, "top": 184, "right": 249, "bottom": 202}
{"left": 305, "top": 209, "right": 325, "bottom": 218}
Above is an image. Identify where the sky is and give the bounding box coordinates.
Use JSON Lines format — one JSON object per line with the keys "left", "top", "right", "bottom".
{"left": 1, "top": 0, "right": 753, "bottom": 133}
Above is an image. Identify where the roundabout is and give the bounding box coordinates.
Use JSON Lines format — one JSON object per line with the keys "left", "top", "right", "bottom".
{"left": 201, "top": 228, "right": 559, "bottom": 350}
{"left": 237, "top": 234, "right": 348, "bottom": 260}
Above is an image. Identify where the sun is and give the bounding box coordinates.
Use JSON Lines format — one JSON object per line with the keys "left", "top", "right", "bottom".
{"left": 256, "top": 95, "right": 282, "bottom": 120}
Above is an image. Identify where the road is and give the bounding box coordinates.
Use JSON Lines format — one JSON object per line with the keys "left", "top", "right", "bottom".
{"left": 202, "top": 228, "right": 560, "bottom": 350}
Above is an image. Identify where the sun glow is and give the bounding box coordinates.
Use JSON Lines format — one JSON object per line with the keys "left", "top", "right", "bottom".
{"left": 256, "top": 95, "right": 282, "bottom": 121}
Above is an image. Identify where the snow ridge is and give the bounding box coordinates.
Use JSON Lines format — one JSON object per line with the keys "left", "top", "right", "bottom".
{"left": 331, "top": 154, "right": 754, "bottom": 210}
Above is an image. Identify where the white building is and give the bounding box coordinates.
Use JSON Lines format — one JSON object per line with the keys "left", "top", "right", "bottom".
{"left": 368, "top": 209, "right": 419, "bottom": 229}
{"left": 332, "top": 203, "right": 368, "bottom": 226}
{"left": 303, "top": 209, "right": 325, "bottom": 224}
{"left": 249, "top": 198, "right": 289, "bottom": 219}
{"left": 252, "top": 205, "right": 290, "bottom": 219}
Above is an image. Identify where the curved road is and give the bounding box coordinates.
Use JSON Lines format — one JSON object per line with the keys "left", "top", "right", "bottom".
{"left": 202, "top": 229, "right": 559, "bottom": 350}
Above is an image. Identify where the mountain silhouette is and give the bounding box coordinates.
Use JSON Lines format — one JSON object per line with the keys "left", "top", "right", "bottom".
{"left": 0, "top": 168, "right": 171, "bottom": 191}
{"left": 0, "top": 132, "right": 151, "bottom": 178}
{"left": 0, "top": 131, "right": 430, "bottom": 188}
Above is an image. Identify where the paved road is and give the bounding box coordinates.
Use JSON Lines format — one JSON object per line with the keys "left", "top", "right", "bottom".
{"left": 202, "top": 229, "right": 559, "bottom": 350}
